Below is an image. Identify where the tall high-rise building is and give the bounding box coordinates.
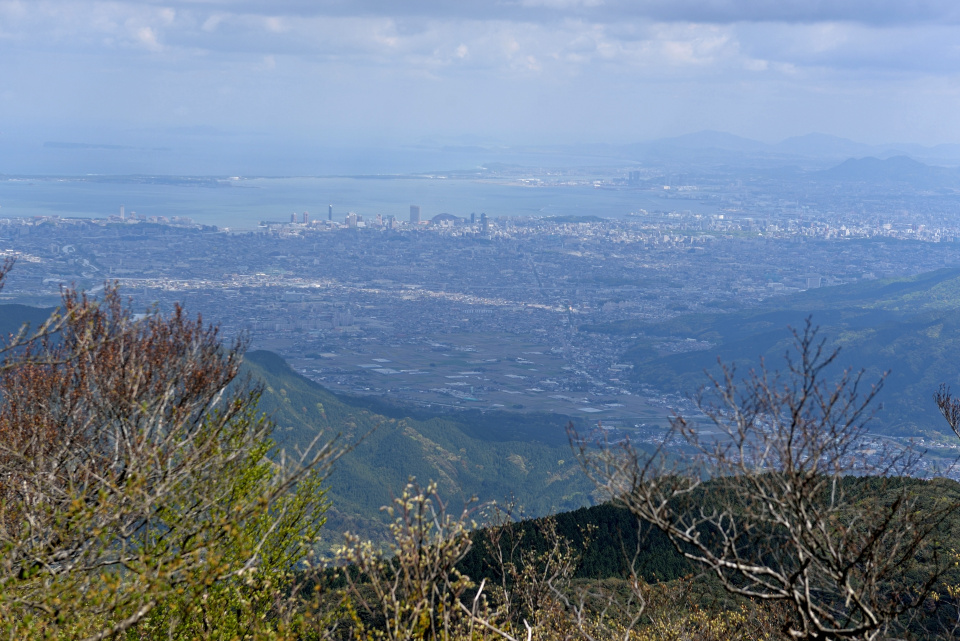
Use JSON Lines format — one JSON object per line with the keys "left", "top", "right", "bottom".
{"left": 470, "top": 212, "right": 476, "bottom": 224}
{"left": 480, "top": 213, "right": 489, "bottom": 233}
{"left": 328, "top": 204, "right": 333, "bottom": 221}
{"left": 120, "top": 205, "right": 125, "bottom": 220}
{"left": 410, "top": 205, "right": 421, "bottom": 225}
{"left": 291, "top": 212, "right": 297, "bottom": 223}
{"left": 302, "top": 211, "right": 309, "bottom": 224}
{"left": 346, "top": 212, "right": 358, "bottom": 228}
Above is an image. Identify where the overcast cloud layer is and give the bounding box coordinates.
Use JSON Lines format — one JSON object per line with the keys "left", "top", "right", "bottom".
{"left": 2, "top": 0, "right": 960, "bottom": 168}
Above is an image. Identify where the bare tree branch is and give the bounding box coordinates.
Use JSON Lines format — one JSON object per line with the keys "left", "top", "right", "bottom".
{"left": 575, "top": 320, "right": 958, "bottom": 641}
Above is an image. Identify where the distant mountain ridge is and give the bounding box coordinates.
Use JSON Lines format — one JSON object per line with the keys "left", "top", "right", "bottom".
{"left": 608, "top": 130, "right": 960, "bottom": 168}
{"left": 816, "top": 155, "right": 960, "bottom": 187}
{"left": 774, "top": 132, "right": 876, "bottom": 158}
{"left": 0, "top": 304, "right": 56, "bottom": 337}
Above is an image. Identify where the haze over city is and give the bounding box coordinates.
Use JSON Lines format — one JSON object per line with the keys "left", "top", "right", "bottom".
{"left": 4, "top": 1, "right": 960, "bottom": 174}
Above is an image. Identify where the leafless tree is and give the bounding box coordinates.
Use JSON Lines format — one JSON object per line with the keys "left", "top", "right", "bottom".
{"left": 575, "top": 321, "right": 957, "bottom": 640}
{"left": 934, "top": 384, "right": 960, "bottom": 441}
{"left": 335, "top": 480, "right": 544, "bottom": 641}
{"left": 481, "top": 507, "right": 586, "bottom": 637}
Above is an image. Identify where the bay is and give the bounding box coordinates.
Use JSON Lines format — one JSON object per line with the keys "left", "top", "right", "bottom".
{"left": 0, "top": 176, "right": 719, "bottom": 229}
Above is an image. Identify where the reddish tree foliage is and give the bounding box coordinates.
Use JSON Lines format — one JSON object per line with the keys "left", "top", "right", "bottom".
{"left": 0, "top": 271, "right": 337, "bottom": 639}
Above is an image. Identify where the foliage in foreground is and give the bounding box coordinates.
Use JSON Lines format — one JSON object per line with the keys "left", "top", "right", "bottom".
{"left": 576, "top": 322, "right": 960, "bottom": 640}
{"left": 0, "top": 268, "right": 339, "bottom": 640}
{"left": 2, "top": 268, "right": 960, "bottom": 640}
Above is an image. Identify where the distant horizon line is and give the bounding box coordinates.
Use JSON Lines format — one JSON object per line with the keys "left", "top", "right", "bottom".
{"left": 26, "top": 129, "right": 960, "bottom": 151}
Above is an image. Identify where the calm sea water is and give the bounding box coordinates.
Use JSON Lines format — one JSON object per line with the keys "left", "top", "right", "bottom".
{"left": 0, "top": 176, "right": 718, "bottom": 229}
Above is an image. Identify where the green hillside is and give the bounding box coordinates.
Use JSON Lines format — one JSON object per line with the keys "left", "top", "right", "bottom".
{"left": 0, "top": 304, "right": 57, "bottom": 339}
{"left": 243, "top": 351, "right": 597, "bottom": 541}
{"left": 585, "top": 267, "right": 960, "bottom": 439}
{"left": 459, "top": 502, "right": 692, "bottom": 584}
{"left": 462, "top": 475, "right": 960, "bottom": 582}
{"left": 456, "top": 475, "right": 960, "bottom": 637}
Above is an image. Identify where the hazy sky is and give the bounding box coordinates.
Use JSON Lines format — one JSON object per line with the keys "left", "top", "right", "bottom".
{"left": 3, "top": 0, "right": 960, "bottom": 152}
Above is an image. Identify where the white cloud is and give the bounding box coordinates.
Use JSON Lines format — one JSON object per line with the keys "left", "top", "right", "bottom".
{"left": 4, "top": 2, "right": 959, "bottom": 78}
{"left": 520, "top": 0, "right": 605, "bottom": 8}
{"left": 263, "top": 16, "right": 286, "bottom": 33}
{"left": 4, "top": 0, "right": 960, "bottom": 145}
{"left": 201, "top": 13, "right": 224, "bottom": 31}
{"left": 0, "top": 1, "right": 28, "bottom": 20}
{"left": 136, "top": 26, "right": 162, "bottom": 51}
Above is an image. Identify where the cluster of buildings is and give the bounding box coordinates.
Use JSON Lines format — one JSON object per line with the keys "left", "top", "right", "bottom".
{"left": 1, "top": 206, "right": 958, "bottom": 429}
{"left": 260, "top": 203, "right": 493, "bottom": 234}
{"left": 2, "top": 158, "right": 958, "bottom": 473}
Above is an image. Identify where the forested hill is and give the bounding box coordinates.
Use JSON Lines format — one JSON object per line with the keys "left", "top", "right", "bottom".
{"left": 0, "top": 304, "right": 56, "bottom": 337}
{"left": 584, "top": 266, "right": 960, "bottom": 439}
{"left": 459, "top": 501, "right": 693, "bottom": 585}
{"left": 243, "top": 350, "right": 596, "bottom": 542}
{"left": 461, "top": 475, "right": 960, "bottom": 580}
{"left": 457, "top": 475, "right": 960, "bottom": 633}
